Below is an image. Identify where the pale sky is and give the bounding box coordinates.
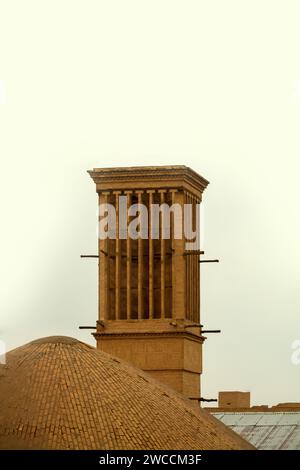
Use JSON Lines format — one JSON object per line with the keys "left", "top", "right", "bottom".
{"left": 1, "top": 0, "right": 300, "bottom": 406}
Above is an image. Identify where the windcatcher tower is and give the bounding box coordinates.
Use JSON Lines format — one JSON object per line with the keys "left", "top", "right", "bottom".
{"left": 88, "top": 166, "right": 209, "bottom": 401}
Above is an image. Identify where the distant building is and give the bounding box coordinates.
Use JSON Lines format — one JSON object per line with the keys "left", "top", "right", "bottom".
{"left": 206, "top": 391, "right": 300, "bottom": 450}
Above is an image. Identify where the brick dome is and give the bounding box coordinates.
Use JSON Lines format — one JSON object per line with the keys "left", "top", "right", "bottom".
{"left": 0, "top": 336, "right": 253, "bottom": 450}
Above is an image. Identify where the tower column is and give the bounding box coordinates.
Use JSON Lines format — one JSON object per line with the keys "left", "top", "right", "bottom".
{"left": 159, "top": 189, "right": 166, "bottom": 318}
{"left": 171, "top": 190, "right": 186, "bottom": 320}
{"left": 98, "top": 191, "right": 110, "bottom": 321}
{"left": 89, "top": 166, "right": 209, "bottom": 401}
{"left": 114, "top": 191, "right": 121, "bottom": 320}
{"left": 125, "top": 191, "right": 132, "bottom": 320}
{"left": 147, "top": 190, "right": 155, "bottom": 319}
{"left": 136, "top": 190, "right": 144, "bottom": 319}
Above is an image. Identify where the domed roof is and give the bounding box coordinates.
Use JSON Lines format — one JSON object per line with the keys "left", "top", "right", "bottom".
{"left": 0, "top": 336, "right": 253, "bottom": 450}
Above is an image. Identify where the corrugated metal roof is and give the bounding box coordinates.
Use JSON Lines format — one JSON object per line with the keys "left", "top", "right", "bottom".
{"left": 213, "top": 412, "right": 300, "bottom": 450}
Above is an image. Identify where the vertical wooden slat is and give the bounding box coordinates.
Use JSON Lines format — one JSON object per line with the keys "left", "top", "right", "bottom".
{"left": 148, "top": 190, "right": 155, "bottom": 319}
{"left": 99, "top": 191, "right": 110, "bottom": 321}
{"left": 137, "top": 191, "right": 144, "bottom": 319}
{"left": 125, "top": 191, "right": 132, "bottom": 320}
{"left": 159, "top": 190, "right": 166, "bottom": 318}
{"left": 114, "top": 191, "right": 121, "bottom": 320}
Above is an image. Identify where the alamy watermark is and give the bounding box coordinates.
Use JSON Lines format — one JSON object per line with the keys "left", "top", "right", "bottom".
{"left": 291, "top": 340, "right": 300, "bottom": 365}
{"left": 98, "top": 196, "right": 201, "bottom": 250}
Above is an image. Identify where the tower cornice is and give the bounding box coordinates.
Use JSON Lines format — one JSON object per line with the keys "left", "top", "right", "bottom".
{"left": 88, "top": 165, "right": 209, "bottom": 198}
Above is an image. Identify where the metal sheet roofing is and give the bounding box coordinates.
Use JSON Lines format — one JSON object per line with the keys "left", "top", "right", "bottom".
{"left": 213, "top": 412, "right": 300, "bottom": 450}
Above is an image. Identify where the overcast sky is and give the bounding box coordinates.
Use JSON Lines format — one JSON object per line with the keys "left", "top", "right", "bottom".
{"left": 1, "top": 1, "right": 300, "bottom": 406}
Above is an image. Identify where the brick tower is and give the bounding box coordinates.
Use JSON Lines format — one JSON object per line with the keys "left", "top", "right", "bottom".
{"left": 88, "top": 166, "right": 209, "bottom": 400}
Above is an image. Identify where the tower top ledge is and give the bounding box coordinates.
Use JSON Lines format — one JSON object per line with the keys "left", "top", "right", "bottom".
{"left": 88, "top": 165, "right": 209, "bottom": 197}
